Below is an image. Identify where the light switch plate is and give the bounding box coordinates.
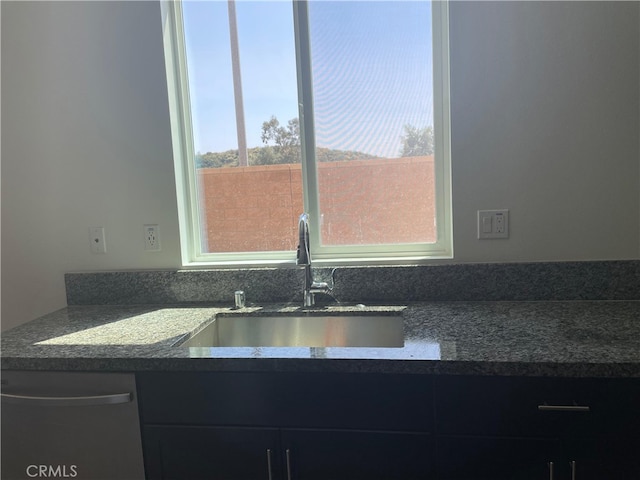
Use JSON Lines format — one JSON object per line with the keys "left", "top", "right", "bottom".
{"left": 478, "top": 210, "right": 509, "bottom": 239}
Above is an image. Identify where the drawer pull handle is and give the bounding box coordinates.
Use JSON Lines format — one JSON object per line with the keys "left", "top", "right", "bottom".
{"left": 286, "top": 448, "right": 292, "bottom": 480}
{"left": 1, "top": 392, "right": 132, "bottom": 407}
{"left": 548, "top": 461, "right": 554, "bottom": 480}
{"left": 266, "top": 449, "right": 273, "bottom": 480}
{"left": 538, "top": 404, "right": 590, "bottom": 412}
{"left": 570, "top": 460, "right": 576, "bottom": 480}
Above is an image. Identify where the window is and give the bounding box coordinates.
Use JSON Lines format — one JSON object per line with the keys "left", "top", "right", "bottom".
{"left": 163, "top": 0, "right": 451, "bottom": 266}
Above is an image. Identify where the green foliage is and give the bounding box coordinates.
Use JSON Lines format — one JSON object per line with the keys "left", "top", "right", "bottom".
{"left": 196, "top": 146, "right": 376, "bottom": 168}
{"left": 250, "top": 145, "right": 300, "bottom": 165}
{"left": 261, "top": 116, "right": 300, "bottom": 147}
{"left": 258, "top": 116, "right": 301, "bottom": 164}
{"left": 196, "top": 150, "right": 238, "bottom": 168}
{"left": 400, "top": 124, "right": 434, "bottom": 157}
{"left": 315, "top": 148, "right": 376, "bottom": 163}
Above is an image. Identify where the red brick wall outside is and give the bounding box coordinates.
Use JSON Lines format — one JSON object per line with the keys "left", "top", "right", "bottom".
{"left": 197, "top": 156, "right": 435, "bottom": 252}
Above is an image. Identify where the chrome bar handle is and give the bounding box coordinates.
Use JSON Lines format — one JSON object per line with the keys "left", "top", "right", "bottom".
{"left": 548, "top": 461, "right": 554, "bottom": 480}
{"left": 538, "top": 405, "right": 590, "bottom": 412}
{"left": 570, "top": 460, "right": 576, "bottom": 480}
{"left": 0, "top": 392, "right": 131, "bottom": 407}
{"left": 286, "top": 448, "right": 292, "bottom": 480}
{"left": 266, "top": 449, "right": 273, "bottom": 480}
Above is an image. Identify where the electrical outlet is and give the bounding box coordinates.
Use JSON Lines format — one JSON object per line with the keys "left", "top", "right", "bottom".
{"left": 89, "top": 227, "right": 107, "bottom": 254}
{"left": 478, "top": 210, "right": 509, "bottom": 239}
{"left": 144, "top": 224, "right": 161, "bottom": 251}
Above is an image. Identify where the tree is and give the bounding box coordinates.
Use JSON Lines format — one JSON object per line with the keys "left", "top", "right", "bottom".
{"left": 400, "top": 125, "right": 434, "bottom": 157}
{"left": 261, "top": 116, "right": 299, "bottom": 147}
{"left": 258, "top": 116, "right": 301, "bottom": 165}
{"left": 249, "top": 145, "right": 279, "bottom": 165}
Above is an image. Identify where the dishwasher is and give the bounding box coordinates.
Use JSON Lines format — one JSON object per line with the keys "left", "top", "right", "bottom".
{"left": 1, "top": 371, "right": 145, "bottom": 480}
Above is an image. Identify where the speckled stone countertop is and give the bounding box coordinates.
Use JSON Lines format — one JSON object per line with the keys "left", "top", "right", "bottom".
{"left": 2, "top": 301, "right": 639, "bottom": 377}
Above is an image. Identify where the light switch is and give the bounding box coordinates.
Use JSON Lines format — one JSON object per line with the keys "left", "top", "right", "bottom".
{"left": 482, "top": 216, "right": 492, "bottom": 233}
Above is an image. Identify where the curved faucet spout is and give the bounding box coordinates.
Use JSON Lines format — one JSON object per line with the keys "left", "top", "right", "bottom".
{"left": 297, "top": 213, "right": 310, "bottom": 266}
{"left": 295, "top": 212, "right": 332, "bottom": 307}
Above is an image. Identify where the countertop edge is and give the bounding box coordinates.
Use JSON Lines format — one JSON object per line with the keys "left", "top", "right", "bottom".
{"left": 3, "top": 357, "right": 640, "bottom": 378}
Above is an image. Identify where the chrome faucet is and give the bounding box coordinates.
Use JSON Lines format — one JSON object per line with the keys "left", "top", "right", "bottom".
{"left": 296, "top": 213, "right": 332, "bottom": 307}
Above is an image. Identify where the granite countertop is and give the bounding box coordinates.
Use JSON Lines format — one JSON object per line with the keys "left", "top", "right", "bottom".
{"left": 2, "top": 301, "right": 640, "bottom": 377}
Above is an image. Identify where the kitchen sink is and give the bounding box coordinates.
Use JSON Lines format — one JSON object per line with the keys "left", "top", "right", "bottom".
{"left": 177, "top": 314, "right": 404, "bottom": 348}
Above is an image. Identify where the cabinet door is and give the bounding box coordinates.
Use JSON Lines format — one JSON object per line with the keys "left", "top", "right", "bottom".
{"left": 561, "top": 435, "right": 640, "bottom": 480}
{"left": 281, "top": 429, "right": 434, "bottom": 480}
{"left": 434, "top": 376, "right": 640, "bottom": 480}
{"left": 143, "top": 426, "right": 280, "bottom": 480}
{"left": 435, "top": 436, "right": 561, "bottom": 480}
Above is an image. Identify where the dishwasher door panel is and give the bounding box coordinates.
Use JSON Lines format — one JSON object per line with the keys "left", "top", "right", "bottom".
{"left": 1, "top": 371, "right": 145, "bottom": 480}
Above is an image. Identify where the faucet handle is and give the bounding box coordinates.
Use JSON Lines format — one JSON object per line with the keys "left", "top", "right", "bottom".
{"left": 310, "top": 268, "right": 337, "bottom": 293}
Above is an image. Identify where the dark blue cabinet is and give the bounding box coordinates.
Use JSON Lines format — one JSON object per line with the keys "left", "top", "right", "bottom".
{"left": 434, "top": 376, "right": 640, "bottom": 479}
{"left": 137, "top": 372, "right": 639, "bottom": 480}
{"left": 138, "top": 372, "right": 435, "bottom": 480}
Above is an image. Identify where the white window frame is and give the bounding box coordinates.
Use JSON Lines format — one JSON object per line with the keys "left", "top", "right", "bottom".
{"left": 162, "top": 0, "right": 452, "bottom": 268}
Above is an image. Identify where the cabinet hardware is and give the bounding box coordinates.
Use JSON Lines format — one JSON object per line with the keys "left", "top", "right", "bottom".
{"left": 570, "top": 460, "right": 576, "bottom": 480}
{"left": 0, "top": 392, "right": 132, "bottom": 407}
{"left": 286, "top": 448, "right": 292, "bottom": 480}
{"left": 538, "top": 404, "right": 590, "bottom": 412}
{"left": 548, "top": 461, "right": 554, "bottom": 480}
{"left": 266, "top": 449, "right": 273, "bottom": 480}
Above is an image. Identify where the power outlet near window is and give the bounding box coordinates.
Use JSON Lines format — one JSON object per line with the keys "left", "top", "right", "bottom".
{"left": 144, "top": 225, "right": 161, "bottom": 251}
{"left": 477, "top": 210, "right": 509, "bottom": 239}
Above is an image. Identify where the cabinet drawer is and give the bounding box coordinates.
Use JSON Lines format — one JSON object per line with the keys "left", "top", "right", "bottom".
{"left": 138, "top": 372, "right": 433, "bottom": 432}
{"left": 435, "top": 376, "right": 640, "bottom": 438}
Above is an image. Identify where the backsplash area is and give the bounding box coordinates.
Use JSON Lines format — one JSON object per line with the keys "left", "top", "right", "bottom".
{"left": 65, "top": 261, "right": 640, "bottom": 306}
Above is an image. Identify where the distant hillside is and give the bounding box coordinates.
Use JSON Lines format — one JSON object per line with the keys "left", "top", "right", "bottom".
{"left": 195, "top": 146, "right": 379, "bottom": 168}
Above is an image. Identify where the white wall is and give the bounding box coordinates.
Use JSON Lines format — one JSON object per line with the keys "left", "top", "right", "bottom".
{"left": 1, "top": 1, "right": 639, "bottom": 330}
{"left": 450, "top": 1, "right": 639, "bottom": 262}
{"left": 1, "top": 1, "right": 181, "bottom": 330}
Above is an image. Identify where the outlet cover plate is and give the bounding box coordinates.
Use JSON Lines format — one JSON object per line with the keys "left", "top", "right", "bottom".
{"left": 478, "top": 210, "right": 509, "bottom": 239}
{"left": 144, "top": 224, "right": 161, "bottom": 251}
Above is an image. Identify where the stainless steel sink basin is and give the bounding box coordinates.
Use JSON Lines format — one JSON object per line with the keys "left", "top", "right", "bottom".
{"left": 178, "top": 314, "right": 404, "bottom": 348}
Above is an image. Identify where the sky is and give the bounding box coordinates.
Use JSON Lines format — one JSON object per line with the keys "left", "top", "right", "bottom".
{"left": 182, "top": 1, "right": 433, "bottom": 158}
